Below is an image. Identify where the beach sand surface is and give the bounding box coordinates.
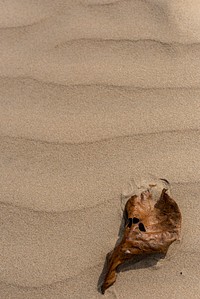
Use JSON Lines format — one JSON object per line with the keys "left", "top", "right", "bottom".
{"left": 0, "top": 1, "right": 200, "bottom": 298}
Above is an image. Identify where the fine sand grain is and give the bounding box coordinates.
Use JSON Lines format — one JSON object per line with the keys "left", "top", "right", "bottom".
{"left": 0, "top": 1, "right": 200, "bottom": 298}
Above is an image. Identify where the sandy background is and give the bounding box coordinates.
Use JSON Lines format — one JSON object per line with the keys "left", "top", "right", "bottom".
{"left": 0, "top": 0, "right": 200, "bottom": 298}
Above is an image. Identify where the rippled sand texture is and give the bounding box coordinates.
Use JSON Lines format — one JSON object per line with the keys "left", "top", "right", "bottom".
{"left": 1, "top": 1, "right": 200, "bottom": 298}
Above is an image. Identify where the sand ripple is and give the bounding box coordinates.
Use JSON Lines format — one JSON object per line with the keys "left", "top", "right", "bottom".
{"left": 1, "top": 1, "right": 200, "bottom": 298}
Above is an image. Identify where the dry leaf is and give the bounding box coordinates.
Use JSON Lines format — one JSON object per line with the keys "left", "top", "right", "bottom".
{"left": 101, "top": 188, "right": 181, "bottom": 294}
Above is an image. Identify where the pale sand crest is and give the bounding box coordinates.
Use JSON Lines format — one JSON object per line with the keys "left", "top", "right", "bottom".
{"left": 0, "top": 1, "right": 200, "bottom": 298}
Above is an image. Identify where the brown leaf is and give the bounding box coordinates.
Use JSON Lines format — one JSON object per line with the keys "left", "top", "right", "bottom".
{"left": 101, "top": 188, "right": 181, "bottom": 294}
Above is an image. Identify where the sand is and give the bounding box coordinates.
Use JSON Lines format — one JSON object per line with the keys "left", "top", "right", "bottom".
{"left": 0, "top": 1, "right": 200, "bottom": 298}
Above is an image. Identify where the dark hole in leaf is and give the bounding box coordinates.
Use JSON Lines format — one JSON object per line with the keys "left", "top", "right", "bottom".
{"left": 139, "top": 222, "right": 146, "bottom": 232}
{"left": 127, "top": 218, "right": 132, "bottom": 228}
{"left": 132, "top": 217, "right": 139, "bottom": 224}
